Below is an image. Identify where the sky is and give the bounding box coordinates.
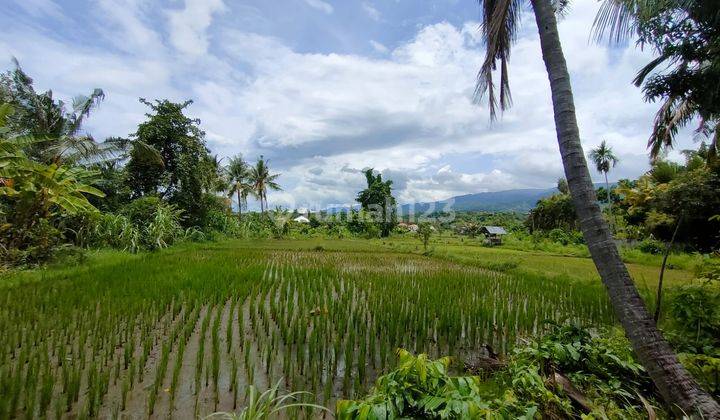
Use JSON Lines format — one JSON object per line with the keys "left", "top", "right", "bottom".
{"left": 0, "top": 0, "right": 697, "bottom": 210}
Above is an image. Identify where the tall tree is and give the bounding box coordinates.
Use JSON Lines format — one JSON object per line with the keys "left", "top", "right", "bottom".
{"left": 475, "top": 0, "right": 720, "bottom": 415}
{"left": 125, "top": 99, "right": 217, "bottom": 226}
{"left": 249, "top": 156, "right": 281, "bottom": 213}
{"left": 226, "top": 155, "right": 254, "bottom": 219}
{"left": 356, "top": 168, "right": 397, "bottom": 237}
{"left": 0, "top": 59, "right": 107, "bottom": 164}
{"left": 589, "top": 140, "right": 619, "bottom": 204}
{"left": 593, "top": 0, "right": 720, "bottom": 164}
{"left": 1, "top": 104, "right": 105, "bottom": 252}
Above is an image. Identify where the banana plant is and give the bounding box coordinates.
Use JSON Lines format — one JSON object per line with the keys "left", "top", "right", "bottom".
{"left": 1, "top": 103, "right": 104, "bottom": 249}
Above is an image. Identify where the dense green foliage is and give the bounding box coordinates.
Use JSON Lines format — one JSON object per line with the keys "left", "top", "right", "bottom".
{"left": 338, "top": 324, "right": 665, "bottom": 419}
{"left": 613, "top": 155, "right": 720, "bottom": 250}
{"left": 356, "top": 168, "right": 397, "bottom": 237}
{"left": 526, "top": 193, "right": 578, "bottom": 234}
{"left": 0, "top": 105, "right": 105, "bottom": 265}
{"left": 596, "top": 0, "right": 720, "bottom": 161}
{"left": 0, "top": 64, "right": 291, "bottom": 268}
{"left": 125, "top": 99, "right": 223, "bottom": 227}
{"left": 336, "top": 349, "right": 529, "bottom": 419}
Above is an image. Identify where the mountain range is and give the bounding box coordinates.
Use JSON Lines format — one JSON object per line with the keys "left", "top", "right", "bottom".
{"left": 323, "top": 184, "right": 613, "bottom": 214}
{"left": 398, "top": 187, "right": 558, "bottom": 214}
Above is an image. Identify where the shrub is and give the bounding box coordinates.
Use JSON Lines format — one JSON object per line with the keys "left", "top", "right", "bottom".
{"left": 195, "top": 193, "right": 233, "bottom": 231}
{"left": 678, "top": 354, "right": 720, "bottom": 398}
{"left": 364, "top": 223, "right": 380, "bottom": 239}
{"left": 110, "top": 197, "right": 184, "bottom": 251}
{"left": 667, "top": 284, "right": 720, "bottom": 354}
{"left": 547, "top": 228, "right": 584, "bottom": 246}
{"left": 268, "top": 210, "right": 291, "bottom": 239}
{"left": 121, "top": 196, "right": 164, "bottom": 227}
{"left": 637, "top": 238, "right": 665, "bottom": 255}
{"left": 0, "top": 219, "right": 64, "bottom": 267}
{"left": 144, "top": 204, "right": 183, "bottom": 250}
{"left": 90, "top": 213, "right": 140, "bottom": 252}
{"left": 202, "top": 208, "right": 243, "bottom": 237}
{"left": 336, "top": 349, "right": 531, "bottom": 419}
{"left": 503, "top": 324, "right": 657, "bottom": 418}
{"left": 338, "top": 326, "right": 659, "bottom": 420}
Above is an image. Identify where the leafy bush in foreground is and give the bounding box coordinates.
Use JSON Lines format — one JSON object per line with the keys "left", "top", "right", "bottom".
{"left": 338, "top": 325, "right": 663, "bottom": 419}
{"left": 506, "top": 324, "right": 655, "bottom": 419}
{"left": 667, "top": 284, "right": 720, "bottom": 354}
{"left": 336, "top": 349, "right": 535, "bottom": 419}
{"left": 76, "top": 196, "right": 185, "bottom": 252}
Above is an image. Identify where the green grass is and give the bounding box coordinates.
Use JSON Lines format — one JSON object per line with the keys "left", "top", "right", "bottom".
{"left": 374, "top": 233, "right": 697, "bottom": 289}
{"left": 0, "top": 236, "right": 698, "bottom": 418}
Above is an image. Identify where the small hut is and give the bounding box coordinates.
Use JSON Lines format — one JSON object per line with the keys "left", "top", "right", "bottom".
{"left": 480, "top": 226, "right": 507, "bottom": 246}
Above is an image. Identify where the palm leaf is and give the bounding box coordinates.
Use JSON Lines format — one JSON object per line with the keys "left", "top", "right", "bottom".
{"left": 474, "top": 0, "right": 523, "bottom": 120}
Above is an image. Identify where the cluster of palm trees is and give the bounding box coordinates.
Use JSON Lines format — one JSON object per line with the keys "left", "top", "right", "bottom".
{"left": 224, "top": 155, "right": 281, "bottom": 218}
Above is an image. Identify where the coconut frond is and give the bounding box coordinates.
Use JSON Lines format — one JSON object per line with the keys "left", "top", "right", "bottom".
{"left": 591, "top": 0, "right": 640, "bottom": 44}
{"left": 67, "top": 89, "right": 105, "bottom": 136}
{"left": 473, "top": 0, "right": 524, "bottom": 120}
{"left": 648, "top": 96, "right": 696, "bottom": 160}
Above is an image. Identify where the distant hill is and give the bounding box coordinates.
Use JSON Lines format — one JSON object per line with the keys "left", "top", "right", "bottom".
{"left": 325, "top": 185, "right": 610, "bottom": 214}
{"left": 399, "top": 188, "right": 558, "bottom": 214}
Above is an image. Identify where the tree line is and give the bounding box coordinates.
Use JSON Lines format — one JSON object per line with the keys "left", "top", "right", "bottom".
{"left": 0, "top": 63, "right": 282, "bottom": 265}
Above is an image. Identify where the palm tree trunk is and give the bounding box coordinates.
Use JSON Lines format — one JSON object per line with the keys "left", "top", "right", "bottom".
{"left": 260, "top": 190, "right": 264, "bottom": 214}
{"left": 604, "top": 172, "right": 610, "bottom": 204}
{"left": 605, "top": 172, "right": 615, "bottom": 233}
{"left": 237, "top": 190, "right": 242, "bottom": 220}
{"left": 530, "top": 0, "right": 720, "bottom": 416}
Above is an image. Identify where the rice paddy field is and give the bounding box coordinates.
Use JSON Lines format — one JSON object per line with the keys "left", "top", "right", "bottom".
{"left": 0, "top": 238, "right": 688, "bottom": 419}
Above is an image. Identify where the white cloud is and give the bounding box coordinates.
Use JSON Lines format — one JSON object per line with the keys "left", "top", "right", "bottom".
{"left": 210, "top": 3, "right": 667, "bottom": 207}
{"left": 94, "top": 0, "right": 165, "bottom": 55}
{"left": 362, "top": 2, "right": 381, "bottom": 21}
{"left": 369, "top": 40, "right": 388, "bottom": 53}
{"left": 303, "top": 0, "right": 333, "bottom": 14}
{"left": 167, "top": 0, "right": 227, "bottom": 56}
{"left": 0, "top": 0, "right": 692, "bottom": 210}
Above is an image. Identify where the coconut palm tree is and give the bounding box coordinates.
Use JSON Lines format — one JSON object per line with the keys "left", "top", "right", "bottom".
{"left": 248, "top": 156, "right": 281, "bottom": 213}
{"left": 1, "top": 112, "right": 105, "bottom": 249}
{"left": 474, "top": 0, "right": 719, "bottom": 415}
{"left": 591, "top": 0, "right": 719, "bottom": 164}
{"left": 589, "top": 140, "right": 619, "bottom": 204}
{"left": 1, "top": 59, "right": 109, "bottom": 165}
{"left": 226, "top": 155, "right": 254, "bottom": 220}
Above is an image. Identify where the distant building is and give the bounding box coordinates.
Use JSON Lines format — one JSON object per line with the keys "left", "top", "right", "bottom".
{"left": 293, "top": 216, "right": 310, "bottom": 223}
{"left": 480, "top": 226, "right": 508, "bottom": 246}
{"left": 407, "top": 224, "right": 419, "bottom": 232}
